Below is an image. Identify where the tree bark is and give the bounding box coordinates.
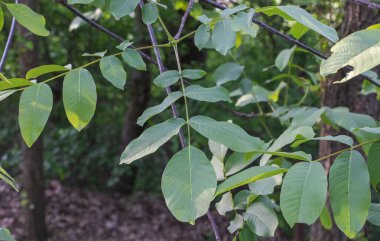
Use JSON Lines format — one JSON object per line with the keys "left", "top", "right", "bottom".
{"left": 17, "top": 0, "right": 48, "bottom": 240}
{"left": 310, "top": 2, "right": 380, "bottom": 241}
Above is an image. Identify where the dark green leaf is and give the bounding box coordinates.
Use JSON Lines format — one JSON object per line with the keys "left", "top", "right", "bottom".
{"left": 63, "top": 69, "right": 97, "bottom": 131}
{"left": 100, "top": 56, "right": 127, "bottom": 90}
{"left": 329, "top": 151, "right": 371, "bottom": 238}
{"left": 162, "top": 146, "right": 216, "bottom": 224}
{"left": 280, "top": 162, "right": 327, "bottom": 227}
{"left": 19, "top": 83, "right": 53, "bottom": 147}
{"left": 120, "top": 118, "right": 185, "bottom": 164}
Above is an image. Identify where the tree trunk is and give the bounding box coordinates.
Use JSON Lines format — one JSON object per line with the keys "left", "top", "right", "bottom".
{"left": 310, "top": 2, "right": 380, "bottom": 241}
{"left": 17, "top": 0, "right": 47, "bottom": 240}
{"left": 20, "top": 139, "right": 47, "bottom": 241}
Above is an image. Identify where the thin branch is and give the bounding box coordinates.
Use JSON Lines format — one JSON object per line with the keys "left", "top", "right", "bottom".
{"left": 174, "top": 0, "right": 194, "bottom": 40}
{"left": 138, "top": 0, "right": 185, "bottom": 148}
{"left": 57, "top": 0, "right": 158, "bottom": 67}
{"left": 207, "top": 211, "right": 222, "bottom": 241}
{"left": 0, "top": 0, "right": 19, "bottom": 72}
{"left": 351, "top": 0, "right": 380, "bottom": 10}
{"left": 199, "top": 0, "right": 380, "bottom": 87}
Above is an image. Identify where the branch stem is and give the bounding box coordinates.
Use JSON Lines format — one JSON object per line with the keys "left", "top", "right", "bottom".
{"left": 313, "top": 139, "right": 379, "bottom": 162}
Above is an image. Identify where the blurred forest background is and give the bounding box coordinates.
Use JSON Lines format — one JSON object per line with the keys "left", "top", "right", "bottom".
{"left": 1, "top": 0, "right": 380, "bottom": 240}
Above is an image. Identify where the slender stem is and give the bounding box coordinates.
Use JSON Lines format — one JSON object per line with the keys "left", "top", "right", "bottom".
{"left": 313, "top": 139, "right": 380, "bottom": 162}
{"left": 174, "top": 0, "right": 194, "bottom": 40}
{"left": 0, "top": 0, "right": 19, "bottom": 72}
{"left": 57, "top": 0, "right": 158, "bottom": 67}
{"left": 173, "top": 44, "right": 191, "bottom": 147}
{"left": 207, "top": 211, "right": 222, "bottom": 241}
{"left": 176, "top": 30, "right": 196, "bottom": 43}
{"left": 158, "top": 16, "right": 174, "bottom": 40}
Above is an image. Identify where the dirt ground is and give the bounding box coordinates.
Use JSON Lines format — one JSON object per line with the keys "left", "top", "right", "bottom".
{"left": 0, "top": 181, "right": 229, "bottom": 241}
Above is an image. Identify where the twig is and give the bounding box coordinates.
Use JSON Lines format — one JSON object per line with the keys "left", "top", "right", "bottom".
{"left": 199, "top": 0, "right": 380, "bottom": 87}
{"left": 207, "top": 211, "right": 222, "bottom": 241}
{"left": 57, "top": 0, "right": 158, "bottom": 67}
{"left": 351, "top": 0, "right": 380, "bottom": 10}
{"left": 174, "top": 0, "right": 194, "bottom": 40}
{"left": 0, "top": 0, "right": 19, "bottom": 72}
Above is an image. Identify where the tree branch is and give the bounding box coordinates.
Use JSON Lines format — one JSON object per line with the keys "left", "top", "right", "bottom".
{"left": 0, "top": 0, "right": 19, "bottom": 72}
{"left": 199, "top": 0, "right": 380, "bottom": 87}
{"left": 351, "top": 0, "right": 380, "bottom": 10}
{"left": 174, "top": 0, "right": 194, "bottom": 40}
{"left": 57, "top": 0, "right": 158, "bottom": 67}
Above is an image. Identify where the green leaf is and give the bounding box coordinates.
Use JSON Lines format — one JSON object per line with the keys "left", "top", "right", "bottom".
{"left": 190, "top": 115, "right": 265, "bottom": 152}
{"left": 182, "top": 69, "right": 206, "bottom": 80}
{"left": 19, "top": 83, "right": 53, "bottom": 147}
{"left": 0, "top": 7, "right": 4, "bottom": 32}
{"left": 137, "top": 91, "right": 183, "bottom": 126}
{"left": 109, "top": 0, "right": 139, "bottom": 19}
{"left": 116, "top": 41, "right": 133, "bottom": 51}
{"left": 67, "top": 0, "right": 94, "bottom": 4}
{"left": 260, "top": 126, "right": 315, "bottom": 165}
{"left": 120, "top": 118, "right": 185, "bottom": 164}
{"left": 368, "top": 203, "right": 380, "bottom": 226}
{"left": 122, "top": 48, "right": 147, "bottom": 71}
{"left": 185, "top": 85, "right": 231, "bottom": 103}
{"left": 239, "top": 226, "right": 257, "bottom": 241}
{"left": 0, "top": 228, "right": 16, "bottom": 241}
{"left": 319, "top": 205, "right": 333, "bottom": 230}
{"left": 213, "top": 62, "right": 244, "bottom": 85}
{"left": 0, "top": 166, "right": 19, "bottom": 191}
{"left": 228, "top": 214, "right": 244, "bottom": 233}
{"left": 142, "top": 3, "right": 158, "bottom": 24}
{"left": 63, "top": 69, "right": 97, "bottom": 131}
{"left": 212, "top": 19, "right": 236, "bottom": 55}
{"left": 100, "top": 56, "right": 127, "bottom": 90}
{"left": 365, "top": 141, "right": 380, "bottom": 189}
{"left": 257, "top": 5, "right": 338, "bottom": 42}
{"left": 153, "top": 70, "right": 180, "bottom": 88}
{"left": 292, "top": 135, "right": 354, "bottom": 148}
{"left": 321, "top": 29, "right": 380, "bottom": 83}
{"left": 83, "top": 51, "right": 107, "bottom": 57}
{"left": 26, "top": 65, "right": 69, "bottom": 79}
{"left": 249, "top": 174, "right": 282, "bottom": 195}
{"left": 259, "top": 151, "right": 311, "bottom": 161}
{"left": 162, "top": 146, "right": 216, "bottom": 224}
{"left": 0, "top": 78, "right": 32, "bottom": 91}
{"left": 225, "top": 152, "right": 263, "bottom": 176}
{"left": 5, "top": 3, "right": 49, "bottom": 36}
{"left": 243, "top": 201, "right": 278, "bottom": 237}
{"left": 0, "top": 90, "right": 16, "bottom": 102}
{"left": 325, "top": 107, "right": 377, "bottom": 152}
{"left": 194, "top": 24, "right": 210, "bottom": 51}
{"left": 216, "top": 192, "right": 234, "bottom": 216}
{"left": 275, "top": 46, "right": 296, "bottom": 72}
{"left": 329, "top": 151, "right": 371, "bottom": 238}
{"left": 215, "top": 166, "right": 287, "bottom": 196}
{"left": 220, "top": 4, "right": 248, "bottom": 18}
{"left": 280, "top": 162, "right": 327, "bottom": 227}
{"left": 209, "top": 140, "right": 227, "bottom": 181}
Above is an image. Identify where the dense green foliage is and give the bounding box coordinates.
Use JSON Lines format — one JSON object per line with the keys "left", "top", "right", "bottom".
{"left": 1, "top": 0, "right": 380, "bottom": 240}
